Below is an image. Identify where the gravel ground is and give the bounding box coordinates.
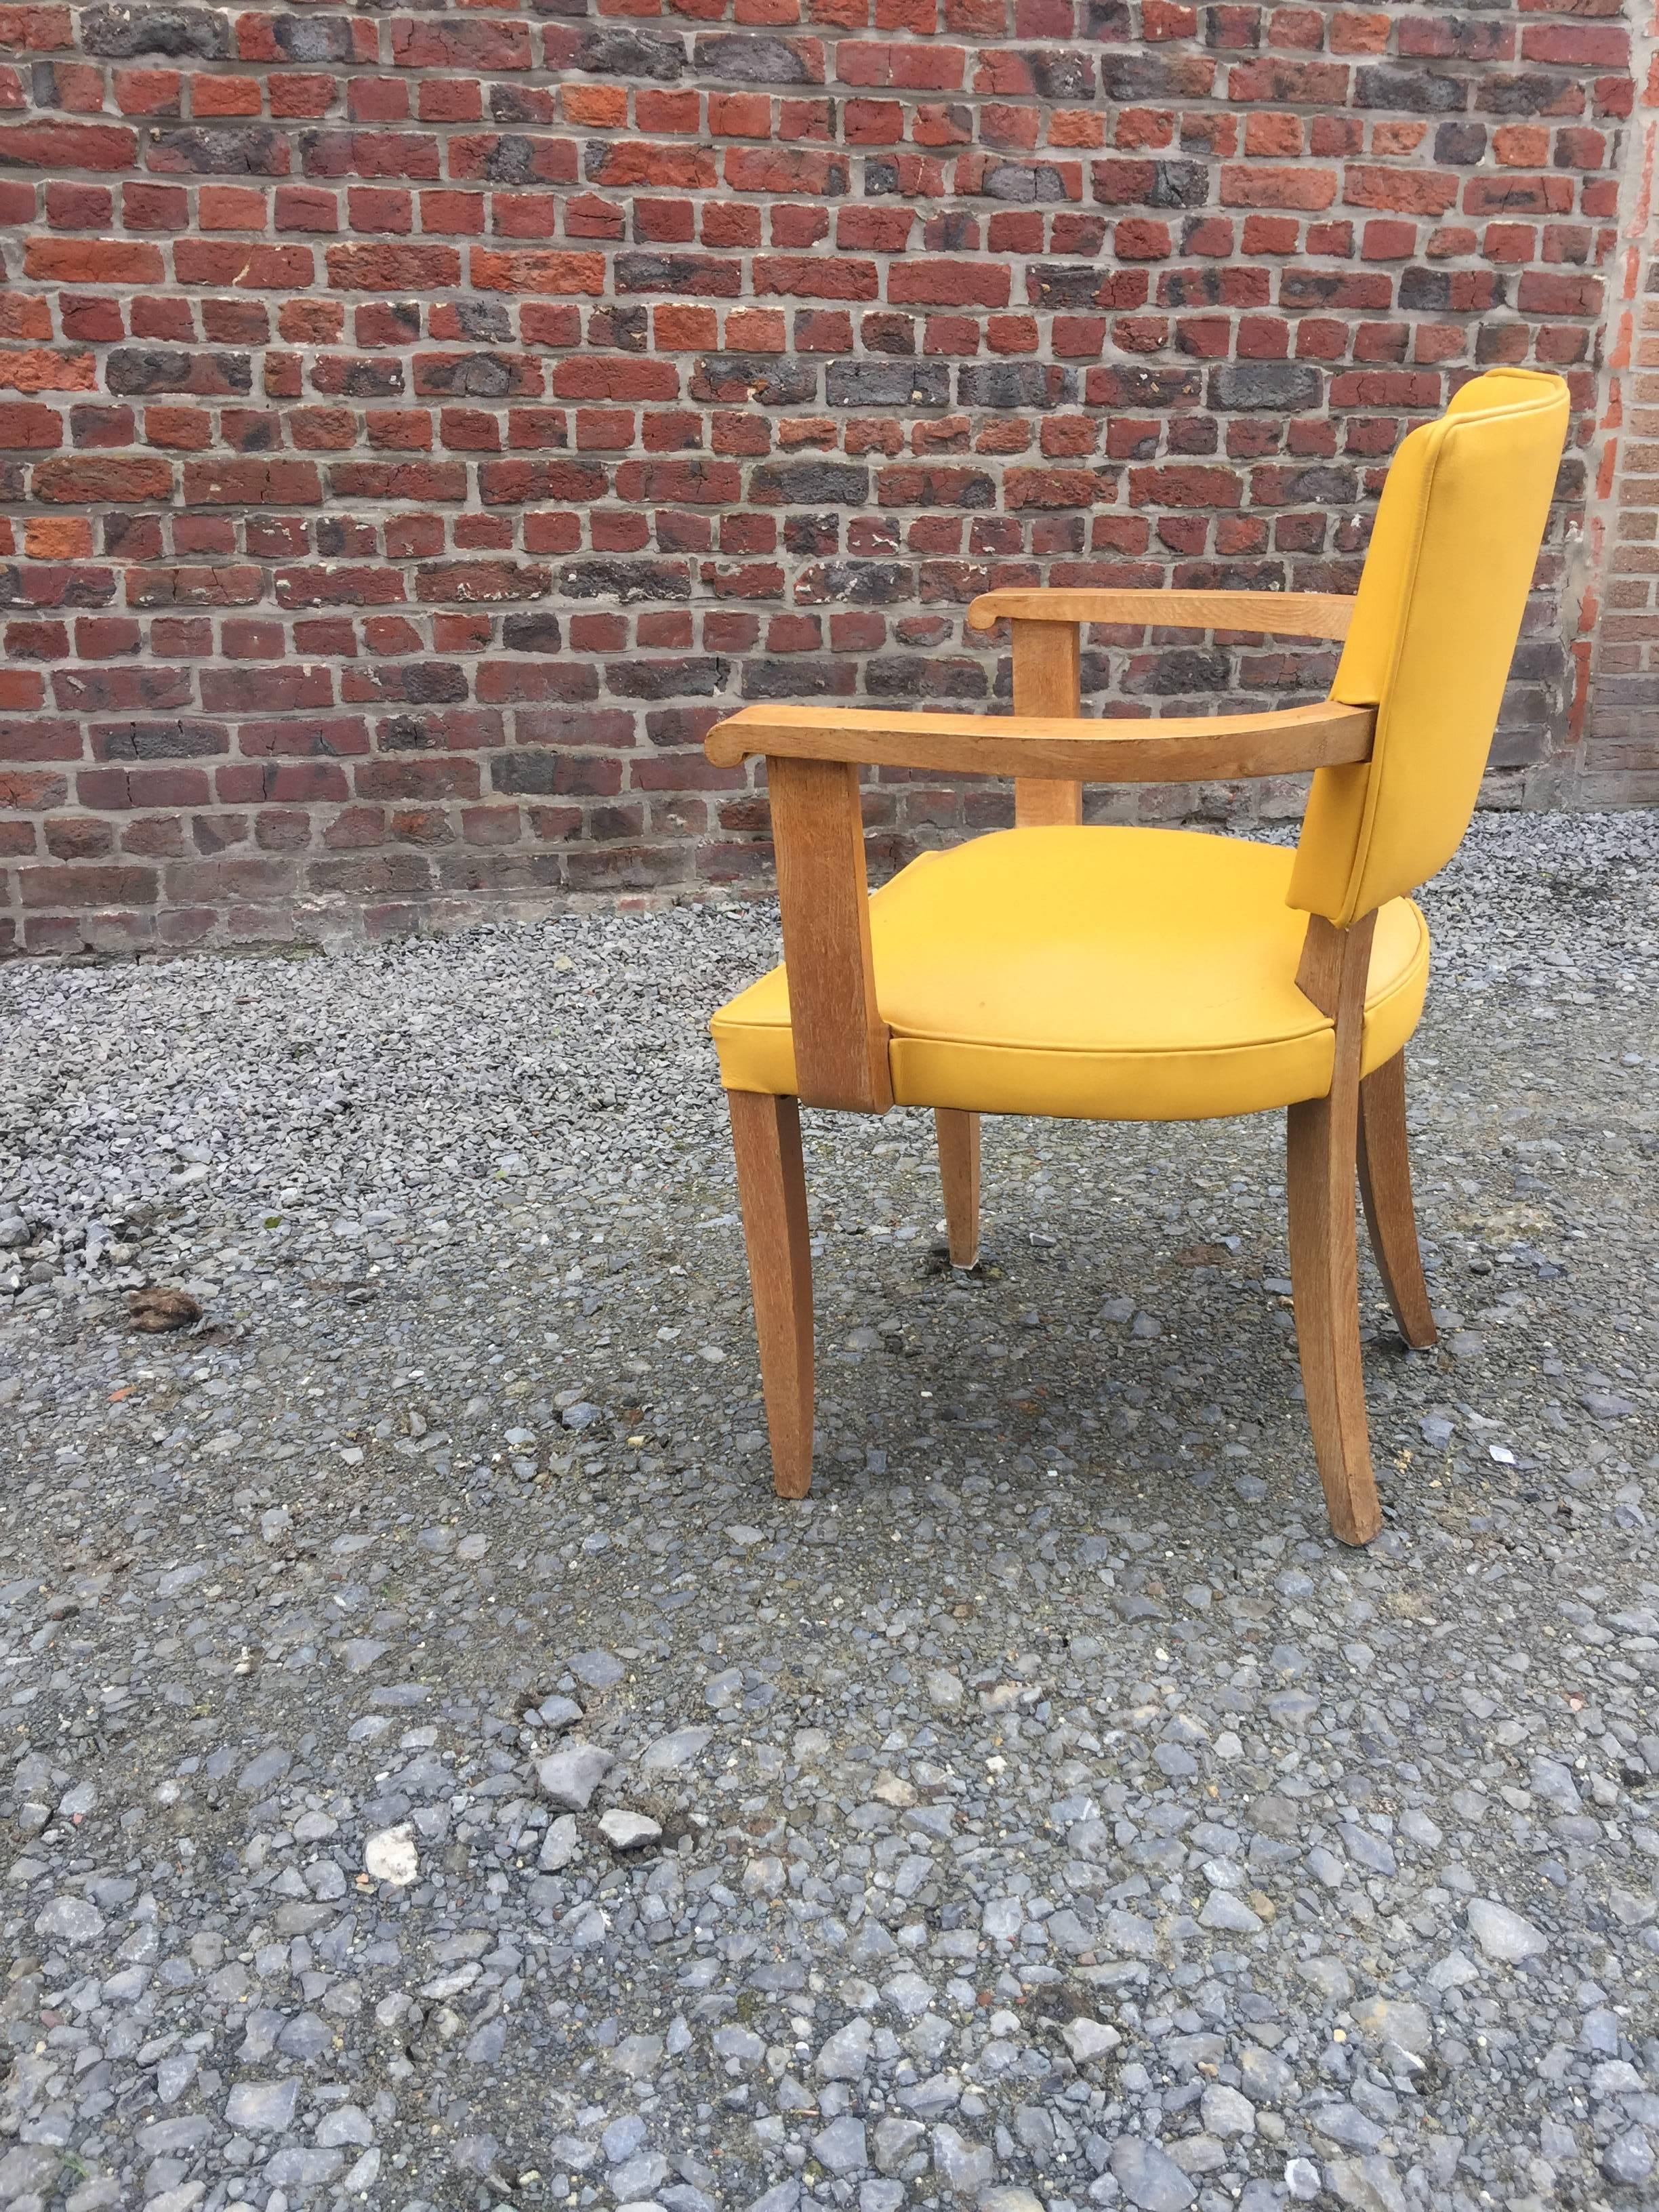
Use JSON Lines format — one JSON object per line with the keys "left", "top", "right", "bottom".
{"left": 1, "top": 810, "right": 1657, "bottom": 2212}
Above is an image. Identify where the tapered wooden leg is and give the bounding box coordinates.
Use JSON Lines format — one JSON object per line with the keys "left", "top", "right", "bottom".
{"left": 1357, "top": 1051, "right": 1438, "bottom": 1351}
{"left": 1287, "top": 1094, "right": 1382, "bottom": 1547}
{"left": 935, "top": 1108, "right": 981, "bottom": 1269}
{"left": 728, "top": 1088, "right": 815, "bottom": 1500}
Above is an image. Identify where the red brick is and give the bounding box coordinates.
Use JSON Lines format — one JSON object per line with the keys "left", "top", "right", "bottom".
{"left": 24, "top": 237, "right": 164, "bottom": 283}
{"left": 470, "top": 248, "right": 607, "bottom": 295}
{"left": 34, "top": 454, "right": 172, "bottom": 501}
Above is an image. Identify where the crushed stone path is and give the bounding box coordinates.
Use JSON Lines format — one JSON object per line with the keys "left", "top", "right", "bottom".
{"left": 1, "top": 811, "right": 1657, "bottom": 2212}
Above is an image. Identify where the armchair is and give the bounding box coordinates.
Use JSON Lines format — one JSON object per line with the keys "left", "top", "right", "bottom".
{"left": 704, "top": 367, "right": 1570, "bottom": 1545}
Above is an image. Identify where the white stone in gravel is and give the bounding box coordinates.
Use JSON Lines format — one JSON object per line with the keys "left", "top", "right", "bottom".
{"left": 539, "top": 1815, "right": 581, "bottom": 1870}
{"left": 1602, "top": 2130, "right": 1655, "bottom": 2186}
{"left": 926, "top": 1669, "right": 964, "bottom": 1708}
{"left": 537, "top": 1740, "right": 614, "bottom": 1809}
{"left": 34, "top": 1894, "right": 103, "bottom": 1944}
{"left": 363, "top": 1824, "right": 418, "bottom": 1886}
{"left": 599, "top": 1809, "right": 661, "bottom": 1851}
{"left": 726, "top": 1523, "right": 765, "bottom": 1546}
{"left": 981, "top": 2194, "right": 1045, "bottom": 2212}
{"left": 1061, "top": 2017, "right": 1122, "bottom": 2064}
{"left": 640, "top": 1725, "right": 713, "bottom": 1771}
{"left": 1467, "top": 1898, "right": 1548, "bottom": 1962}
{"left": 1285, "top": 2158, "right": 1322, "bottom": 2200}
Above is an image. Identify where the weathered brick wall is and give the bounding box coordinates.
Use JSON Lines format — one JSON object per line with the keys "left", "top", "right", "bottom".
{"left": 1576, "top": 0, "right": 1659, "bottom": 806}
{"left": 0, "top": 0, "right": 1650, "bottom": 955}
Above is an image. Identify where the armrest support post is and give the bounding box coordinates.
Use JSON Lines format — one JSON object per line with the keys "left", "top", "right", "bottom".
{"left": 768, "top": 756, "right": 893, "bottom": 1115}
{"left": 1012, "top": 619, "right": 1082, "bottom": 827}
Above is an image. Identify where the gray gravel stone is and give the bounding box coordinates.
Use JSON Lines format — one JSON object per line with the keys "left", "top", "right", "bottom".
{"left": 811, "top": 2116, "right": 869, "bottom": 2174}
{"left": 1351, "top": 1997, "right": 1432, "bottom": 2055}
{"left": 33, "top": 1893, "right": 102, "bottom": 1944}
{"left": 933, "top": 2123, "right": 995, "bottom": 2194}
{"left": 598, "top": 1807, "right": 662, "bottom": 1851}
{"left": 640, "top": 1724, "right": 714, "bottom": 1771}
{"left": 1061, "top": 2016, "right": 1122, "bottom": 2064}
{"left": 1602, "top": 2128, "right": 1655, "bottom": 2186}
{"left": 536, "top": 1740, "right": 615, "bottom": 1809}
{"left": 817, "top": 2017, "right": 875, "bottom": 2081}
{"left": 1467, "top": 1897, "right": 1550, "bottom": 1963}
{"left": 224, "top": 2076, "right": 299, "bottom": 2133}
{"left": 1110, "top": 2135, "right": 1199, "bottom": 2211}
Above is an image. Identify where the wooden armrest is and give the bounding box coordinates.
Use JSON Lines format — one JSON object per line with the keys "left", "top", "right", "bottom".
{"left": 705, "top": 698, "right": 1373, "bottom": 783}
{"left": 966, "top": 588, "right": 1356, "bottom": 640}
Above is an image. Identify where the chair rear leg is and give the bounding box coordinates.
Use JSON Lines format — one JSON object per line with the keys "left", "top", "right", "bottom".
{"left": 1357, "top": 1051, "right": 1438, "bottom": 1350}
{"left": 935, "top": 1108, "right": 981, "bottom": 1268}
{"left": 1286, "top": 1093, "right": 1383, "bottom": 1547}
{"left": 728, "top": 1089, "right": 815, "bottom": 1500}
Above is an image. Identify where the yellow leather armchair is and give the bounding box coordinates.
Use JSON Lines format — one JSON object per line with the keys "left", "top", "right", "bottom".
{"left": 705, "top": 367, "right": 1570, "bottom": 1545}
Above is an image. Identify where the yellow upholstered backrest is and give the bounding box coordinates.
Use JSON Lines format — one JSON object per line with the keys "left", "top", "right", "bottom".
{"left": 1288, "top": 367, "right": 1570, "bottom": 926}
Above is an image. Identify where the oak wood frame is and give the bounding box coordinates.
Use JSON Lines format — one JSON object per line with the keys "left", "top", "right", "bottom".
{"left": 1358, "top": 1050, "right": 1439, "bottom": 1351}
{"left": 935, "top": 1107, "right": 981, "bottom": 1269}
{"left": 728, "top": 1089, "right": 814, "bottom": 1500}
{"left": 708, "top": 698, "right": 1375, "bottom": 785}
{"left": 715, "top": 587, "right": 1433, "bottom": 1547}
{"left": 1286, "top": 912, "right": 1385, "bottom": 1547}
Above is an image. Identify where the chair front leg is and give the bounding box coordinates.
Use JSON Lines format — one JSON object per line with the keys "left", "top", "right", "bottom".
{"left": 1287, "top": 1094, "right": 1382, "bottom": 1547}
{"left": 1357, "top": 1051, "right": 1438, "bottom": 1350}
{"left": 728, "top": 1090, "right": 815, "bottom": 1500}
{"left": 935, "top": 1108, "right": 981, "bottom": 1268}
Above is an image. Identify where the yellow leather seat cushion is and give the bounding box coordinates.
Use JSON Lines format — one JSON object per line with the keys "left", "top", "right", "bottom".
{"left": 712, "top": 825, "right": 1429, "bottom": 1121}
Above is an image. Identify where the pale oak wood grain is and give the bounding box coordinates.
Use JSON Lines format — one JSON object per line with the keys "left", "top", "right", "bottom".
{"left": 767, "top": 755, "right": 893, "bottom": 1115}
{"left": 1012, "top": 617, "right": 1082, "bottom": 829}
{"left": 1286, "top": 910, "right": 1384, "bottom": 1547}
{"left": 967, "top": 587, "right": 1356, "bottom": 638}
{"left": 935, "top": 1107, "right": 981, "bottom": 1269}
{"left": 705, "top": 699, "right": 1374, "bottom": 783}
{"left": 1358, "top": 1050, "right": 1439, "bottom": 1351}
{"left": 729, "top": 1088, "right": 815, "bottom": 1500}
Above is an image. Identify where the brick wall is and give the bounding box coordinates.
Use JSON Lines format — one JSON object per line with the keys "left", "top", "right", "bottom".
{"left": 1576, "top": 0, "right": 1659, "bottom": 806}
{"left": 0, "top": 0, "right": 1650, "bottom": 956}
